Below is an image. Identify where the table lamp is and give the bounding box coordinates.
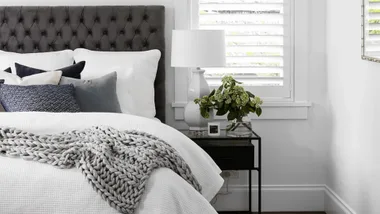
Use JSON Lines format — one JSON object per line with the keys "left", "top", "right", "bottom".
{"left": 171, "top": 30, "right": 226, "bottom": 130}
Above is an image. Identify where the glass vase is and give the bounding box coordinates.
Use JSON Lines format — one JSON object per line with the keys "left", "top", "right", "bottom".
{"left": 226, "top": 118, "right": 253, "bottom": 137}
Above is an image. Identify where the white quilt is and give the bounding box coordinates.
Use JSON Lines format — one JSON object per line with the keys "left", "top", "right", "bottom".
{"left": 0, "top": 112, "right": 223, "bottom": 214}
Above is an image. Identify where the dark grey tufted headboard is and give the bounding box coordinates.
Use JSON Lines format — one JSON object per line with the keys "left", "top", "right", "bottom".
{"left": 0, "top": 6, "right": 166, "bottom": 122}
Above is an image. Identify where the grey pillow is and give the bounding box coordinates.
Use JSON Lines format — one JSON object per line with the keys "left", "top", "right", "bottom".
{"left": 0, "top": 84, "right": 80, "bottom": 112}
{"left": 59, "top": 72, "right": 121, "bottom": 113}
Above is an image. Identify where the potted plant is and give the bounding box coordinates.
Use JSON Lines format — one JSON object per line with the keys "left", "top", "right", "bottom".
{"left": 194, "top": 76, "right": 263, "bottom": 137}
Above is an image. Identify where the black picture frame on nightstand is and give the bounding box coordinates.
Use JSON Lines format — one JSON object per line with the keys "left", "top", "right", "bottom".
{"left": 181, "top": 130, "right": 262, "bottom": 214}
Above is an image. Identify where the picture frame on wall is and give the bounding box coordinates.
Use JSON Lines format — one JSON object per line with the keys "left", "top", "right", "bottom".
{"left": 362, "top": 0, "right": 380, "bottom": 63}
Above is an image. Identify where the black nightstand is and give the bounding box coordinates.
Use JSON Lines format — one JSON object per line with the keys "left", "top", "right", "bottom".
{"left": 181, "top": 130, "right": 262, "bottom": 214}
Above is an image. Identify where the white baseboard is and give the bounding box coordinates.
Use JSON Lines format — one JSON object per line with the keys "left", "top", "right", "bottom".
{"left": 212, "top": 184, "right": 358, "bottom": 213}
{"left": 325, "top": 186, "right": 357, "bottom": 214}
{"left": 212, "top": 184, "right": 326, "bottom": 212}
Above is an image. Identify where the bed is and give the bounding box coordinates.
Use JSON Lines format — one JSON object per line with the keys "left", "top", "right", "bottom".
{"left": 0, "top": 6, "right": 223, "bottom": 214}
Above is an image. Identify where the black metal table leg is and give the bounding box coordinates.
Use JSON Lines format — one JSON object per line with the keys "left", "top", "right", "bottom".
{"left": 258, "top": 138, "right": 262, "bottom": 214}
{"left": 249, "top": 169, "right": 252, "bottom": 213}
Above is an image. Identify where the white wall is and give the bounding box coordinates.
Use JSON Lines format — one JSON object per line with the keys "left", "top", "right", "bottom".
{"left": 326, "top": 0, "right": 380, "bottom": 213}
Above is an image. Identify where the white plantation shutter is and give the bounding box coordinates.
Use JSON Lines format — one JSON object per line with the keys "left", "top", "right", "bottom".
{"left": 197, "top": 0, "right": 292, "bottom": 97}
{"left": 364, "top": 0, "right": 380, "bottom": 58}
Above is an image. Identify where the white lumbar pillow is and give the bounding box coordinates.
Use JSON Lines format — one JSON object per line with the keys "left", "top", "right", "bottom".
{"left": 0, "top": 50, "right": 74, "bottom": 73}
{"left": 73, "top": 48, "right": 161, "bottom": 118}
{"left": 0, "top": 70, "right": 63, "bottom": 85}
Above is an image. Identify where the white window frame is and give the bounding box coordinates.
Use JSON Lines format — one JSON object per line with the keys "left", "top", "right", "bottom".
{"left": 171, "top": 0, "right": 312, "bottom": 120}
{"left": 194, "top": 0, "right": 293, "bottom": 99}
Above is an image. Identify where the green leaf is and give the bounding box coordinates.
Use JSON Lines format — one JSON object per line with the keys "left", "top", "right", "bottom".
{"left": 216, "top": 108, "right": 228, "bottom": 116}
{"left": 227, "top": 111, "right": 237, "bottom": 121}
{"left": 246, "top": 91, "right": 255, "bottom": 98}
{"left": 242, "top": 105, "right": 250, "bottom": 114}
{"left": 224, "top": 103, "right": 230, "bottom": 111}
{"left": 209, "top": 89, "right": 216, "bottom": 97}
{"left": 249, "top": 106, "right": 256, "bottom": 112}
{"left": 200, "top": 108, "right": 209, "bottom": 118}
{"left": 218, "top": 85, "right": 223, "bottom": 92}
{"left": 218, "top": 102, "right": 224, "bottom": 109}
{"left": 256, "top": 107, "right": 262, "bottom": 117}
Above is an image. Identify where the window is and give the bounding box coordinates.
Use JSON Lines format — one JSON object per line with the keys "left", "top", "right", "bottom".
{"left": 195, "top": 0, "right": 293, "bottom": 98}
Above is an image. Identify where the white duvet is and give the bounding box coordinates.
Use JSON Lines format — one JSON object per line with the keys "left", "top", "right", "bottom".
{"left": 0, "top": 112, "right": 223, "bottom": 214}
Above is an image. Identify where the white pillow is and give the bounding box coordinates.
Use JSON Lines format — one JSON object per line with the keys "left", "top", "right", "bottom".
{"left": 0, "top": 70, "right": 63, "bottom": 85}
{"left": 0, "top": 50, "right": 74, "bottom": 73}
{"left": 73, "top": 48, "right": 161, "bottom": 118}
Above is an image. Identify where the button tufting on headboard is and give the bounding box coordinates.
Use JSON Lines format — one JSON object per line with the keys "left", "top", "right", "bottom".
{"left": 0, "top": 6, "right": 166, "bottom": 122}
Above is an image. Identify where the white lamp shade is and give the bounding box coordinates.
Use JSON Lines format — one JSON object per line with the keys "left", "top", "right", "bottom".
{"left": 171, "top": 30, "right": 226, "bottom": 68}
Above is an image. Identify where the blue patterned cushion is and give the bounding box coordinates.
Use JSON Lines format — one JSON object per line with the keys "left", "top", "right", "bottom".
{"left": 0, "top": 84, "right": 80, "bottom": 112}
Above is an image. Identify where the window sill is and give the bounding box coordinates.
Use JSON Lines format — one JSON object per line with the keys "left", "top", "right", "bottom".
{"left": 171, "top": 101, "right": 312, "bottom": 120}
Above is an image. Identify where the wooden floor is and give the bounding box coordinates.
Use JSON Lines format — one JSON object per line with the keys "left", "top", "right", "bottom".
{"left": 219, "top": 212, "right": 326, "bottom": 214}
{"left": 261, "top": 213, "right": 326, "bottom": 214}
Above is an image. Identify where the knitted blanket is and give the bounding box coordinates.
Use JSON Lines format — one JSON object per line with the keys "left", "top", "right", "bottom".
{"left": 0, "top": 126, "right": 202, "bottom": 214}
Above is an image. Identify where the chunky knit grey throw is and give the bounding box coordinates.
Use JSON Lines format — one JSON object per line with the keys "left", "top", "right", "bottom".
{"left": 0, "top": 126, "right": 202, "bottom": 214}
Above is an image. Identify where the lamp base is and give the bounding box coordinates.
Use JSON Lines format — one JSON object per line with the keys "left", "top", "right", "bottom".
{"left": 184, "top": 101, "right": 209, "bottom": 130}
{"left": 184, "top": 68, "right": 213, "bottom": 130}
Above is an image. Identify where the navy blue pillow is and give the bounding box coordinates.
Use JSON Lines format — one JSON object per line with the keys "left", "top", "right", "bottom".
{"left": 0, "top": 84, "right": 81, "bottom": 112}
{"left": 4, "top": 67, "right": 11, "bottom": 73}
{"left": 15, "top": 61, "right": 85, "bottom": 79}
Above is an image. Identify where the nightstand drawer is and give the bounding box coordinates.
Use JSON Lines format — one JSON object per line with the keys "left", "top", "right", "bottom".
{"left": 201, "top": 146, "right": 254, "bottom": 170}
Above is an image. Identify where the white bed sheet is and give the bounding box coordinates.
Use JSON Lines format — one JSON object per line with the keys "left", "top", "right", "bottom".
{"left": 0, "top": 112, "right": 223, "bottom": 214}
